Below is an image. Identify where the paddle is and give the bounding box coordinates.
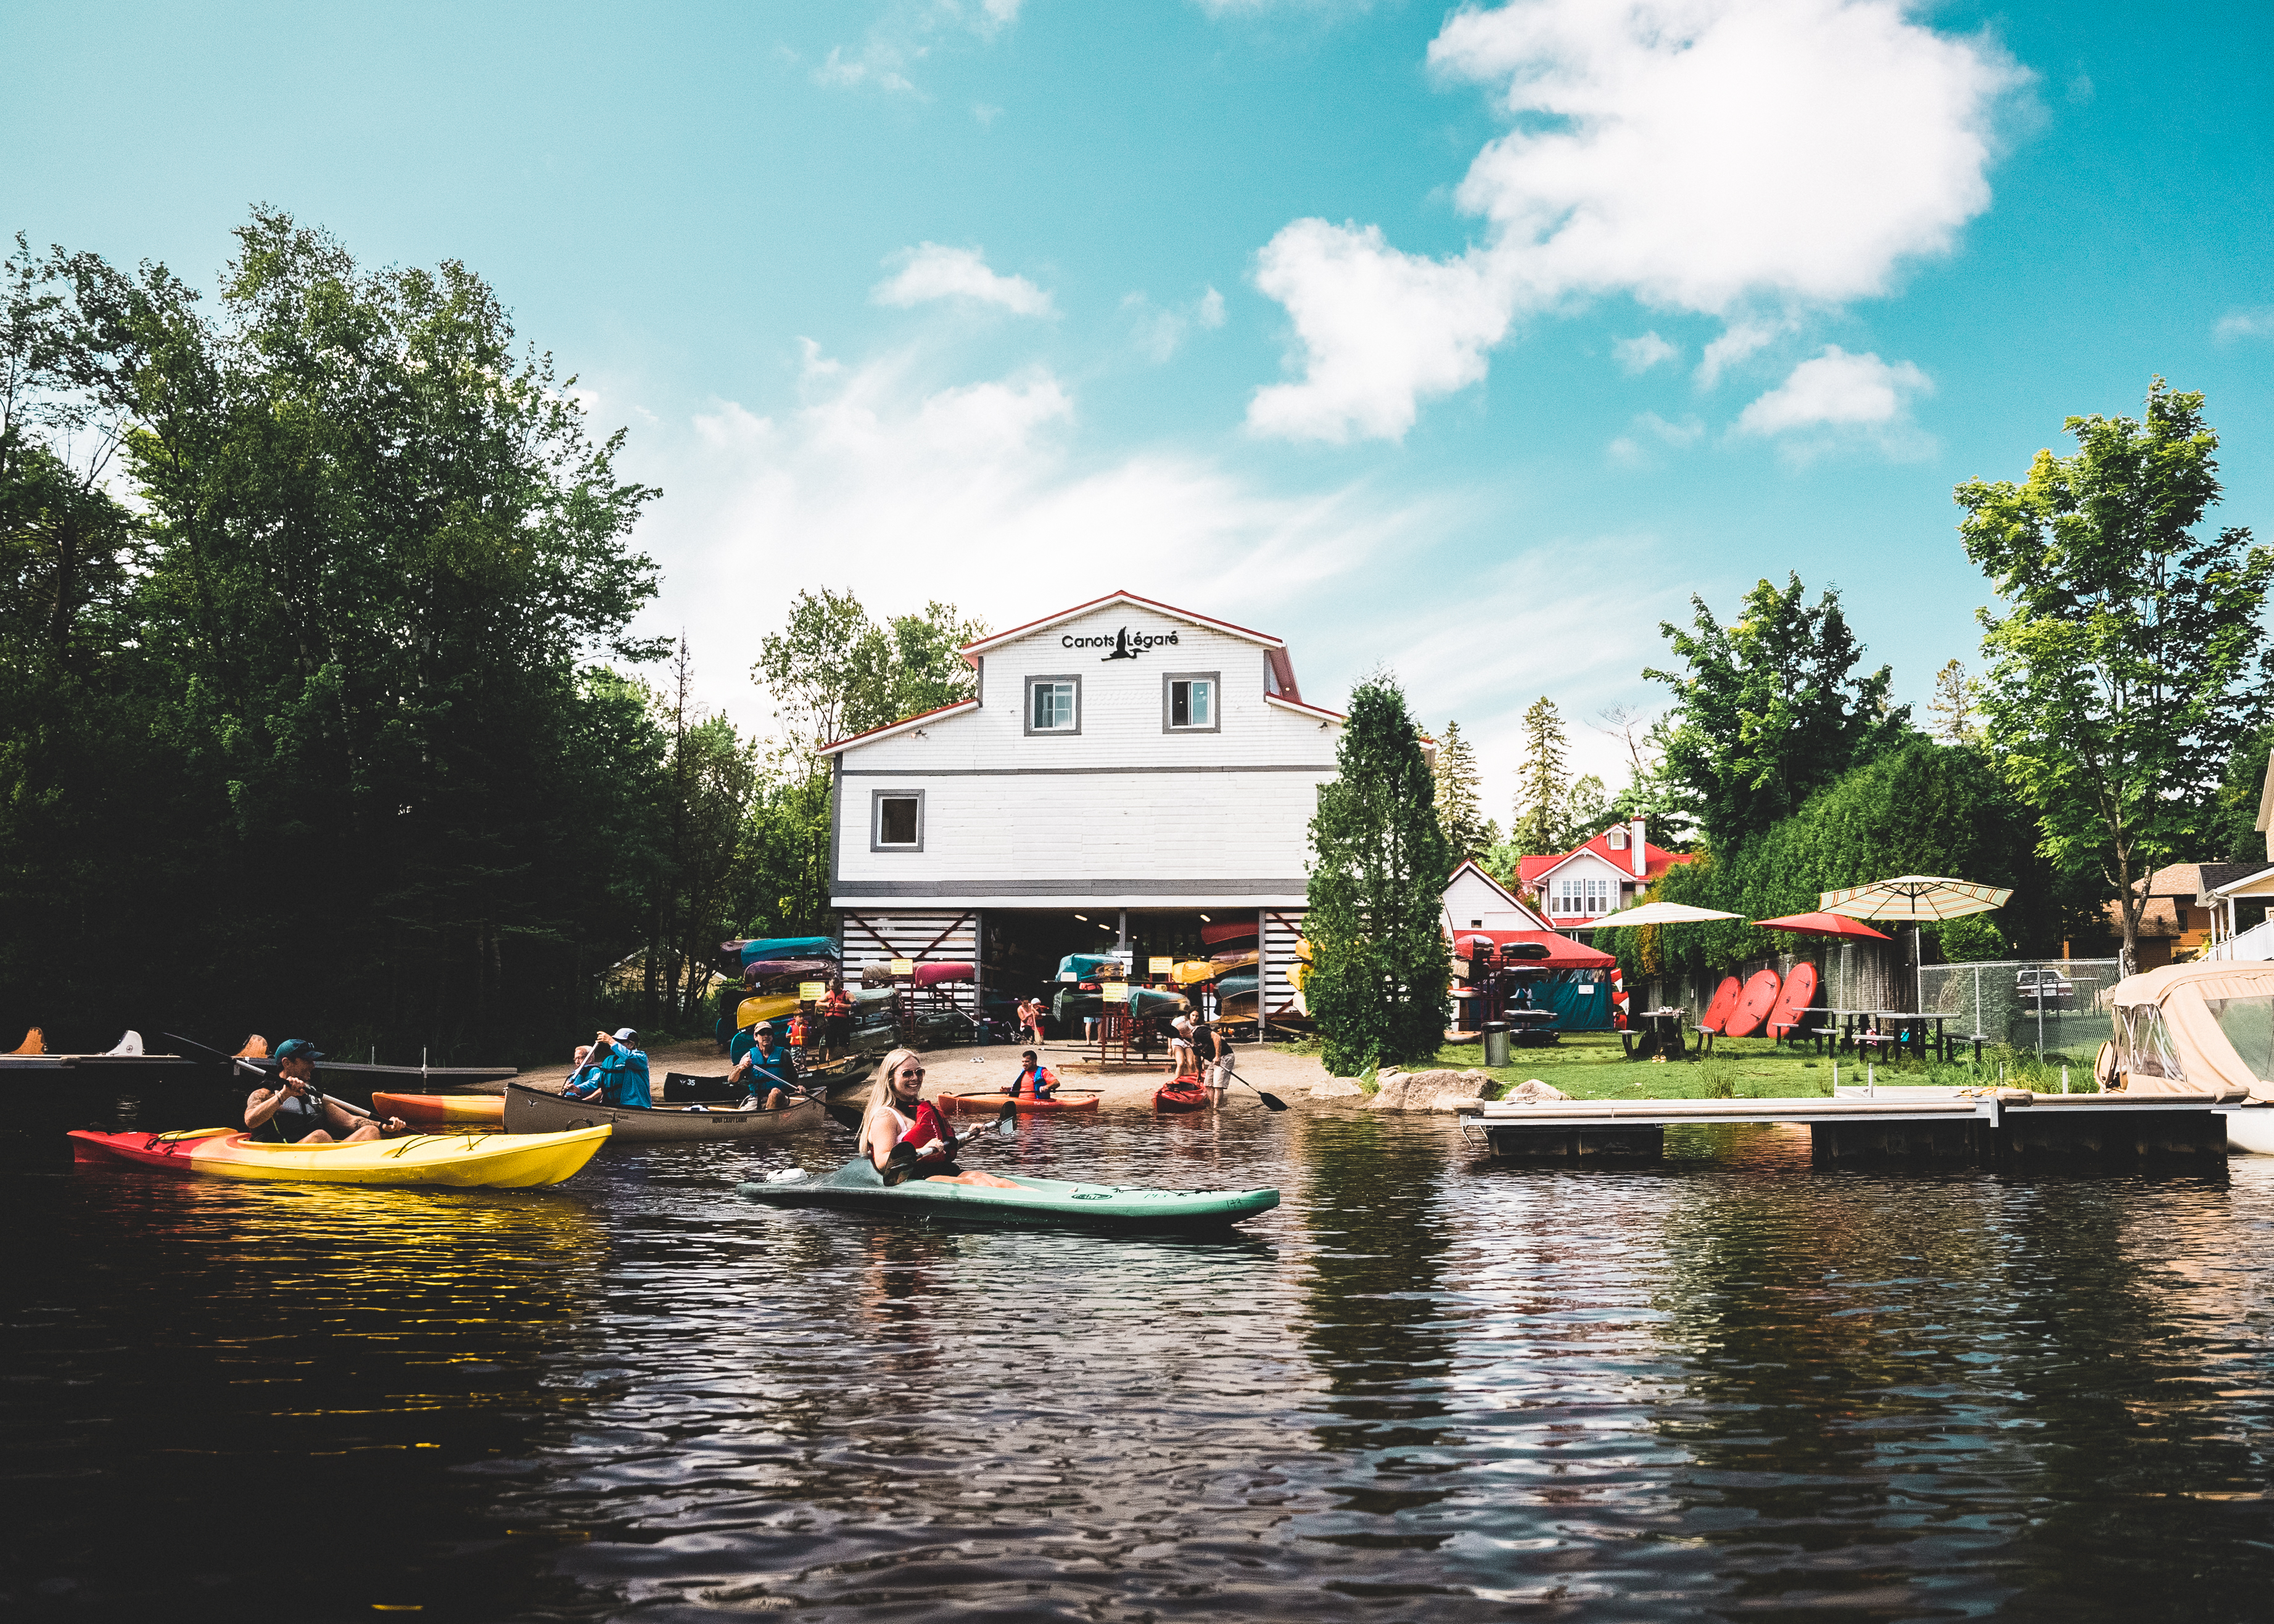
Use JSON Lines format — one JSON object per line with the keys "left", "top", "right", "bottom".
{"left": 164, "top": 1033, "right": 397, "bottom": 1131}
{"left": 879, "top": 1099, "right": 1019, "bottom": 1187}
{"left": 1222, "top": 1068, "right": 1288, "bottom": 1111}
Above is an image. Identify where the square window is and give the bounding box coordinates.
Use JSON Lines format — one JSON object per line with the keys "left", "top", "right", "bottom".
{"left": 1026, "top": 675, "right": 1080, "bottom": 735}
{"left": 871, "top": 791, "right": 923, "bottom": 851}
{"left": 1162, "top": 671, "right": 1222, "bottom": 733}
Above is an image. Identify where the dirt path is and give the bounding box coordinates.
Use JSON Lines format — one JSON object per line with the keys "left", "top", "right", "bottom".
{"left": 501, "top": 1038, "right": 1333, "bottom": 1108}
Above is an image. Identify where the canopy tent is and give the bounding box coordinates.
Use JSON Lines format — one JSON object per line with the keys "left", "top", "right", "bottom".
{"left": 1755, "top": 912, "right": 1893, "bottom": 941}
{"left": 1452, "top": 928, "right": 1614, "bottom": 971}
{"left": 2102, "top": 959, "right": 2274, "bottom": 1100}
{"left": 1820, "top": 876, "right": 2012, "bottom": 921}
{"left": 1584, "top": 901, "right": 1744, "bottom": 928}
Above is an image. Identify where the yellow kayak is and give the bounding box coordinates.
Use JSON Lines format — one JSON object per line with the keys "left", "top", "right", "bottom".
{"left": 68, "top": 1125, "right": 610, "bottom": 1188}
{"left": 735, "top": 992, "right": 799, "bottom": 1029}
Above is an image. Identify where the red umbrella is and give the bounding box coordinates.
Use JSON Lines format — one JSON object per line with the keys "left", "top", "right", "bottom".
{"left": 1754, "top": 911, "right": 1892, "bottom": 941}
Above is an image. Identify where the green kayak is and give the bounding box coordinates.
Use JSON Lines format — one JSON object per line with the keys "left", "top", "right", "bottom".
{"left": 739, "top": 1156, "right": 1279, "bottom": 1232}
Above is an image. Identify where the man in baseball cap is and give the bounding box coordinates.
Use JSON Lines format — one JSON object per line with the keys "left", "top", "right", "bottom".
{"left": 244, "top": 1039, "right": 407, "bottom": 1143}
{"left": 562, "top": 1027, "right": 651, "bottom": 1108}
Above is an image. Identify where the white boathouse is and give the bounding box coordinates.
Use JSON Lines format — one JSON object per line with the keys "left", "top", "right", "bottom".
{"left": 820, "top": 591, "right": 1345, "bottom": 1026}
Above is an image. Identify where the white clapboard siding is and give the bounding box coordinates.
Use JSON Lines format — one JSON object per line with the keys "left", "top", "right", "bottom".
{"left": 839, "top": 912, "right": 979, "bottom": 1010}
{"left": 829, "top": 602, "right": 1344, "bottom": 910}
{"left": 1263, "top": 911, "right": 1307, "bottom": 1018}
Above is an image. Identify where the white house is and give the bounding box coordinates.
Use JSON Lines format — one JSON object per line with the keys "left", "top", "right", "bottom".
{"left": 1517, "top": 818, "right": 1695, "bottom": 932}
{"left": 1442, "top": 860, "right": 1550, "bottom": 935}
{"left": 820, "top": 591, "right": 1344, "bottom": 1022}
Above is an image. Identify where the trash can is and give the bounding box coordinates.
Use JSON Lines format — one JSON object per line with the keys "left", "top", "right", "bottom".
{"left": 1482, "top": 1020, "right": 1510, "bottom": 1069}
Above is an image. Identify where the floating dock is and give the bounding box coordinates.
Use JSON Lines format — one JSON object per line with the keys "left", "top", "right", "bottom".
{"left": 1460, "top": 1090, "right": 2237, "bottom": 1168}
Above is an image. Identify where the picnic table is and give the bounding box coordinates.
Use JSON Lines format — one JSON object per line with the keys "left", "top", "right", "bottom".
{"left": 1621, "top": 1007, "right": 1690, "bottom": 1061}
{"left": 1834, "top": 1010, "right": 1948, "bottom": 1063}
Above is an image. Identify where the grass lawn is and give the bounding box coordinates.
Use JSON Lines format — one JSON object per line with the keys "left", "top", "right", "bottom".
{"left": 1279, "top": 1030, "right": 2099, "bottom": 1101}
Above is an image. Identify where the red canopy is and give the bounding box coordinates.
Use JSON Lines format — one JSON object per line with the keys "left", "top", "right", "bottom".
{"left": 1753, "top": 911, "right": 1892, "bottom": 942}
{"left": 1200, "top": 920, "right": 1259, "bottom": 946}
{"left": 1452, "top": 929, "right": 1615, "bottom": 970}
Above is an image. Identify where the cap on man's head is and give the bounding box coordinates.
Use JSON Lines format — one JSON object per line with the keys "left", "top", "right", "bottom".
{"left": 276, "top": 1038, "right": 324, "bottom": 1062}
{"left": 612, "top": 1027, "right": 638, "bottom": 1044}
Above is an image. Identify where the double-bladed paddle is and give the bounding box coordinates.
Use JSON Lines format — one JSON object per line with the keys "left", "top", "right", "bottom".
{"left": 879, "top": 1098, "right": 1019, "bottom": 1186}
{"left": 164, "top": 1031, "right": 394, "bottom": 1129}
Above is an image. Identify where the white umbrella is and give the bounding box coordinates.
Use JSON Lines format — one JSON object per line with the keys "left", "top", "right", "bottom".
{"left": 1819, "top": 876, "right": 2012, "bottom": 921}
{"left": 1582, "top": 901, "right": 1745, "bottom": 928}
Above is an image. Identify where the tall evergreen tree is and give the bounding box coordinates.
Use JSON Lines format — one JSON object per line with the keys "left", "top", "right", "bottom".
{"left": 1306, "top": 675, "right": 1452, "bottom": 1075}
{"left": 1432, "top": 719, "right": 1494, "bottom": 862}
{"left": 1927, "top": 659, "right": 1984, "bottom": 746}
{"left": 1512, "top": 696, "right": 1570, "bottom": 854}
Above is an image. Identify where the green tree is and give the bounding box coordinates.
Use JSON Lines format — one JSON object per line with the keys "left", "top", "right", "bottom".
{"left": 1927, "top": 659, "right": 1984, "bottom": 746}
{"left": 1, "top": 212, "right": 669, "bottom": 1059}
{"left": 1957, "top": 379, "right": 2274, "bottom": 962}
{"left": 1511, "top": 695, "right": 1570, "bottom": 854}
{"left": 1431, "top": 720, "right": 1494, "bottom": 861}
{"left": 1617, "top": 739, "right": 2059, "bottom": 982}
{"left": 1646, "top": 574, "right": 1909, "bottom": 855}
{"left": 1559, "top": 772, "right": 1610, "bottom": 851}
{"left": 1306, "top": 675, "right": 1452, "bottom": 1075}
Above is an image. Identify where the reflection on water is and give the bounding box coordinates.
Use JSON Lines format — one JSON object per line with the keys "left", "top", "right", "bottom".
{"left": 6, "top": 1088, "right": 2274, "bottom": 1620}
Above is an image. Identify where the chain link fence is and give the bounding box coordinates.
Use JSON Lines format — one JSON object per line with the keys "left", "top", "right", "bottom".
{"left": 1918, "top": 957, "right": 2120, "bottom": 1057}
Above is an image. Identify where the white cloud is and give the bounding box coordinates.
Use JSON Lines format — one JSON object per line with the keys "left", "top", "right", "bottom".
{"left": 1636, "top": 410, "right": 1703, "bottom": 446}
{"left": 1249, "top": 221, "right": 1515, "bottom": 442}
{"left": 873, "top": 243, "right": 1057, "bottom": 317}
{"left": 1123, "top": 285, "right": 1230, "bottom": 361}
{"left": 1695, "top": 319, "right": 1782, "bottom": 387}
{"left": 1247, "top": 0, "right": 2024, "bottom": 441}
{"left": 814, "top": 43, "right": 918, "bottom": 95}
{"left": 1734, "top": 345, "right": 1932, "bottom": 458}
{"left": 2215, "top": 307, "right": 2274, "bottom": 342}
{"left": 1613, "top": 331, "right": 1677, "bottom": 373}
{"left": 603, "top": 346, "right": 1445, "bottom": 737}
{"left": 973, "top": 102, "right": 1003, "bottom": 126}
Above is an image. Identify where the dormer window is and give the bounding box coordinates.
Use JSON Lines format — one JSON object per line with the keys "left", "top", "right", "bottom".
{"left": 1607, "top": 827, "right": 1628, "bottom": 850}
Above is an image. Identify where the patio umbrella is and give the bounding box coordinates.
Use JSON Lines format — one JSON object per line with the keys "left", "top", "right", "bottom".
{"left": 1754, "top": 911, "right": 1893, "bottom": 941}
{"left": 1819, "top": 876, "right": 2012, "bottom": 1014}
{"left": 1583, "top": 901, "right": 1745, "bottom": 928}
{"left": 1818, "top": 876, "right": 2012, "bottom": 921}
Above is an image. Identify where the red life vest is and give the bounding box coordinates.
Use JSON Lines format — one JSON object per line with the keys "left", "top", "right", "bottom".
{"left": 897, "top": 1099, "right": 957, "bottom": 1166}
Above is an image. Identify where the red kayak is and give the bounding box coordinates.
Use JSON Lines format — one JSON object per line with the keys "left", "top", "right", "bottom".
{"left": 1154, "top": 1081, "right": 1210, "bottom": 1113}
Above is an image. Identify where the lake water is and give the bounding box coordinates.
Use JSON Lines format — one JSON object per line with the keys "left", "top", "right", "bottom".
{"left": 9, "top": 1084, "right": 2274, "bottom": 1621}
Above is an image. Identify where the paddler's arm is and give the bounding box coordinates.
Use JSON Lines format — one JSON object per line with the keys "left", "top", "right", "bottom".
{"left": 244, "top": 1086, "right": 284, "bottom": 1130}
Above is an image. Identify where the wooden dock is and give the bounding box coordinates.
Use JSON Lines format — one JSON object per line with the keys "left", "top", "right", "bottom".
{"left": 1460, "top": 1090, "right": 2237, "bottom": 1168}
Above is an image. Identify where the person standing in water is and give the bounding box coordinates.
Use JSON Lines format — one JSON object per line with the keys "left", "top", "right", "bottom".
{"left": 860, "top": 1047, "right": 1019, "bottom": 1187}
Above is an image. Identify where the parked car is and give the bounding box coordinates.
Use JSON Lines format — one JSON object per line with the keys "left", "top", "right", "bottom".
{"left": 2016, "top": 967, "right": 2076, "bottom": 1006}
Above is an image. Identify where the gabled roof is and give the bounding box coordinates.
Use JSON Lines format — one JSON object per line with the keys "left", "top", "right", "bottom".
{"left": 1442, "top": 859, "right": 1547, "bottom": 926}
{"left": 1517, "top": 827, "right": 1694, "bottom": 889}
{"left": 960, "top": 590, "right": 1302, "bottom": 698}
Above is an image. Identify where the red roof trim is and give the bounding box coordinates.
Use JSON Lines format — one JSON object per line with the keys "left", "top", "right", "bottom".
{"left": 1265, "top": 693, "right": 1344, "bottom": 723}
{"left": 960, "top": 591, "right": 1288, "bottom": 665}
{"left": 817, "top": 698, "right": 981, "bottom": 755}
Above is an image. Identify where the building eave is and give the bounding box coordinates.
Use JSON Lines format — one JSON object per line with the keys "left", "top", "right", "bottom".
{"left": 1265, "top": 693, "right": 1344, "bottom": 724}
{"left": 817, "top": 698, "right": 982, "bottom": 756}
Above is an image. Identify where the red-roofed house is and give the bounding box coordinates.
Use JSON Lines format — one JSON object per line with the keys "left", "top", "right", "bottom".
{"left": 1516, "top": 818, "right": 1696, "bottom": 931}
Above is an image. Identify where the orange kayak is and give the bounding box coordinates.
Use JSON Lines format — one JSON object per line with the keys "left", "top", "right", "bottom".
{"left": 938, "top": 1089, "right": 1100, "bottom": 1115}
{"left": 67, "top": 1125, "right": 606, "bottom": 1187}
{"left": 372, "top": 1091, "right": 505, "bottom": 1127}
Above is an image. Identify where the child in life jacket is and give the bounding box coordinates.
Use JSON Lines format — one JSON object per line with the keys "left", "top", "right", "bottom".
{"left": 862, "top": 1047, "right": 1019, "bottom": 1188}
{"left": 1006, "top": 1050, "right": 1060, "bottom": 1100}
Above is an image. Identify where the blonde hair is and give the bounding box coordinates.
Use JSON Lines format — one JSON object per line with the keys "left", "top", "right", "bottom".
{"left": 866, "top": 1047, "right": 926, "bottom": 1131}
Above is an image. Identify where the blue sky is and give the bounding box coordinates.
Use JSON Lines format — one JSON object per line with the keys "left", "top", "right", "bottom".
{"left": 6, "top": 0, "right": 2269, "bottom": 816}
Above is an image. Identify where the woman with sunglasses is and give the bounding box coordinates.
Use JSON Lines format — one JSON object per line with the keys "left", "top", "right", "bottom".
{"left": 862, "top": 1047, "right": 1020, "bottom": 1187}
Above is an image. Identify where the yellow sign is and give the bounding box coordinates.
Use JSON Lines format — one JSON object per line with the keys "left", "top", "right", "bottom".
{"left": 798, "top": 981, "right": 826, "bottom": 1002}
{"left": 1148, "top": 957, "right": 1172, "bottom": 976}
{"left": 889, "top": 957, "right": 915, "bottom": 977}
{"left": 1102, "top": 981, "right": 1130, "bottom": 1003}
